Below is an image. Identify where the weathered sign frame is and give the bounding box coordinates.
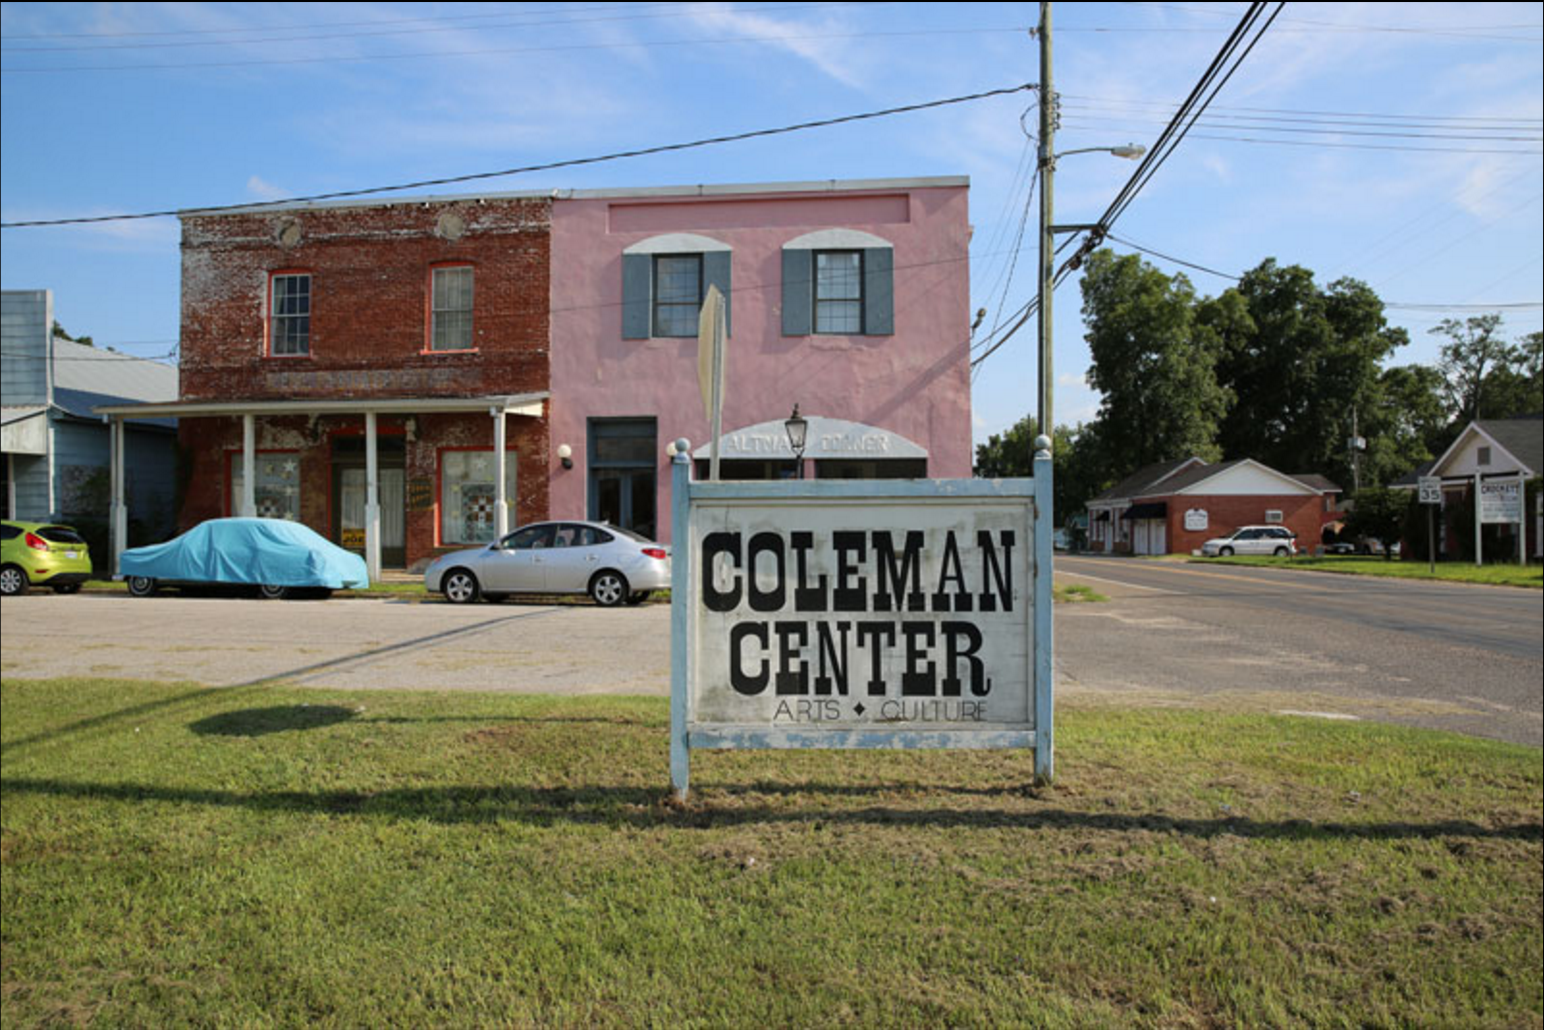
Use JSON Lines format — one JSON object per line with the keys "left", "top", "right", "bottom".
{"left": 668, "top": 443, "right": 1054, "bottom": 799}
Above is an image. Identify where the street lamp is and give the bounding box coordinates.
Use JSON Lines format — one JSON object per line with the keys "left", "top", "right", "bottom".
{"left": 784, "top": 404, "right": 808, "bottom": 479}
{"left": 1037, "top": 138, "right": 1144, "bottom": 439}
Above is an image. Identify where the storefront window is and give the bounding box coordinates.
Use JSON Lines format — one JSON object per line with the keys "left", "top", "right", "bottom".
{"left": 230, "top": 452, "right": 301, "bottom": 520}
{"left": 441, "top": 450, "right": 518, "bottom": 544}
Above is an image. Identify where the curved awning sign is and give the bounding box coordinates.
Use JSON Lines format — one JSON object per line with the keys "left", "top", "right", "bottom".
{"left": 692, "top": 416, "right": 927, "bottom": 461}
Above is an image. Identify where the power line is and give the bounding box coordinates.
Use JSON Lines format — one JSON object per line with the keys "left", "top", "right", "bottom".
{"left": 2, "top": 24, "right": 1031, "bottom": 75}
{"left": 1060, "top": 92, "right": 1544, "bottom": 126}
{"left": 0, "top": 3, "right": 876, "bottom": 53}
{"left": 1105, "top": 234, "right": 1542, "bottom": 314}
{"left": 0, "top": 82, "right": 1033, "bottom": 229}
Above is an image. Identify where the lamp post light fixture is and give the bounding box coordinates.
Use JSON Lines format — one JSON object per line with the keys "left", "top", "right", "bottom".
{"left": 784, "top": 404, "right": 808, "bottom": 479}
{"left": 557, "top": 443, "right": 573, "bottom": 470}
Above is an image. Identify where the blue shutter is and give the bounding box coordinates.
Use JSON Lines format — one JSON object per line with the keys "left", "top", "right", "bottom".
{"left": 621, "top": 253, "right": 651, "bottom": 339}
{"left": 703, "top": 251, "right": 732, "bottom": 337}
{"left": 862, "top": 247, "right": 894, "bottom": 336}
{"left": 782, "top": 248, "right": 812, "bottom": 336}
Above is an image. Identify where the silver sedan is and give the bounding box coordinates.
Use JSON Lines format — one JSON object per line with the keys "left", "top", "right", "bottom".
{"left": 424, "top": 521, "right": 671, "bottom": 606}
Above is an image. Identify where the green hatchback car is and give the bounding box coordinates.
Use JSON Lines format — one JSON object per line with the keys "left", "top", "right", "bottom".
{"left": 0, "top": 520, "right": 93, "bottom": 596}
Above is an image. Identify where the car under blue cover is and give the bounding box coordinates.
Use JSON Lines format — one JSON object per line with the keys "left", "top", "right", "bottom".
{"left": 120, "top": 517, "right": 369, "bottom": 597}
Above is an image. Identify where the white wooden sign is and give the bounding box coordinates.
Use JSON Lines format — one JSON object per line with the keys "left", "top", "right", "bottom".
{"left": 669, "top": 446, "right": 1053, "bottom": 799}
{"left": 1480, "top": 480, "right": 1522, "bottom": 524}
{"left": 1184, "top": 508, "right": 1209, "bottom": 532}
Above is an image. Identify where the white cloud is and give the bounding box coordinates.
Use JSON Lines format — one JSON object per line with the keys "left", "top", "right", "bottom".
{"left": 246, "top": 176, "right": 288, "bottom": 201}
{"left": 682, "top": 2, "right": 869, "bottom": 89}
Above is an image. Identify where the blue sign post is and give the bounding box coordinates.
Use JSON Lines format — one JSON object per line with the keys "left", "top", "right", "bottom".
{"left": 669, "top": 438, "right": 1054, "bottom": 799}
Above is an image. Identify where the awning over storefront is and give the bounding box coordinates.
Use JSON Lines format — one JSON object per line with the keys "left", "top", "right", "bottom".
{"left": 1122, "top": 501, "right": 1168, "bottom": 520}
{"left": 91, "top": 392, "right": 549, "bottom": 579}
{"left": 691, "top": 415, "right": 927, "bottom": 461}
{"left": 91, "top": 393, "right": 547, "bottom": 420}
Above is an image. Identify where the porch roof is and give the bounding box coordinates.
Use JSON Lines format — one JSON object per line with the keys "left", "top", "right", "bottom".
{"left": 90, "top": 392, "right": 548, "bottom": 420}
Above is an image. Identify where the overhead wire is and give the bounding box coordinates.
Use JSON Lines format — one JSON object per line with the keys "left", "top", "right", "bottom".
{"left": 1, "top": 82, "right": 1034, "bottom": 229}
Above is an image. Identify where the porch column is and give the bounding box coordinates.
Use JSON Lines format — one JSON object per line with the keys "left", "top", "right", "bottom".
{"left": 110, "top": 417, "right": 128, "bottom": 576}
{"left": 240, "top": 414, "right": 257, "bottom": 517}
{"left": 493, "top": 406, "right": 509, "bottom": 539}
{"left": 1518, "top": 472, "right": 1528, "bottom": 567}
{"left": 1474, "top": 472, "right": 1483, "bottom": 567}
{"left": 365, "top": 411, "right": 381, "bottom": 582}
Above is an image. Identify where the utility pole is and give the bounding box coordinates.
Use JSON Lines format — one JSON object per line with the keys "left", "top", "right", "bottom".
{"left": 1036, "top": 1, "right": 1055, "bottom": 440}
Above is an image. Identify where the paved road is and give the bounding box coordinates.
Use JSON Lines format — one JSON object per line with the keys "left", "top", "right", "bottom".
{"left": 3, "top": 561, "right": 1539, "bottom": 745}
{"left": 0, "top": 594, "right": 673, "bottom": 695}
{"left": 1054, "top": 556, "right": 1542, "bottom": 746}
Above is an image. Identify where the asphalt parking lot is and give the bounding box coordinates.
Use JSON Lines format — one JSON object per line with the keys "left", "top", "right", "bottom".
{"left": 0, "top": 593, "right": 672, "bottom": 694}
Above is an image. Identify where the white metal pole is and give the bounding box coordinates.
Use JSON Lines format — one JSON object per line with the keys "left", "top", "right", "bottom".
{"left": 1475, "top": 471, "right": 1483, "bottom": 567}
{"left": 111, "top": 418, "right": 127, "bottom": 576}
{"left": 365, "top": 410, "right": 381, "bottom": 581}
{"left": 241, "top": 414, "right": 257, "bottom": 518}
{"left": 493, "top": 407, "right": 509, "bottom": 540}
{"left": 1518, "top": 472, "right": 1527, "bottom": 566}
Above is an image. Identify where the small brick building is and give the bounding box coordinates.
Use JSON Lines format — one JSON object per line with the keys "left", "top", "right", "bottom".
{"left": 1087, "top": 458, "right": 1339, "bottom": 555}
{"left": 106, "top": 194, "right": 553, "bottom": 574}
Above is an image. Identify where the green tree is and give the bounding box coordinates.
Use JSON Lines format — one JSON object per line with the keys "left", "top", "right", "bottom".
{"left": 1079, "top": 250, "right": 1229, "bottom": 469}
{"left": 974, "top": 417, "right": 1107, "bottom": 528}
{"left": 1210, "top": 260, "right": 1403, "bottom": 487}
{"left": 1473, "top": 328, "right": 1543, "bottom": 421}
{"left": 1430, "top": 313, "right": 1528, "bottom": 423}
{"left": 1358, "top": 363, "right": 1448, "bottom": 488}
{"left": 51, "top": 320, "right": 94, "bottom": 348}
{"left": 1343, "top": 486, "right": 1411, "bottom": 561}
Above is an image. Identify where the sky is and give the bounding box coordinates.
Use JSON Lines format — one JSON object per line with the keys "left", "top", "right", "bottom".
{"left": 3, "top": 1, "right": 1541, "bottom": 450}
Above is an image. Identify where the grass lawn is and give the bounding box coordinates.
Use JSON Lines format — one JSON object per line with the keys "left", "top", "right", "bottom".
{"left": 2, "top": 679, "right": 1540, "bottom": 1029}
{"left": 1053, "top": 583, "right": 1110, "bottom": 604}
{"left": 1191, "top": 555, "right": 1543, "bottom": 588}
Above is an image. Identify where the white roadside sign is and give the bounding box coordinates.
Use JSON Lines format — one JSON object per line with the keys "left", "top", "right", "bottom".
{"left": 668, "top": 447, "right": 1053, "bottom": 799}
{"left": 1479, "top": 480, "right": 1522, "bottom": 524}
{"left": 1418, "top": 476, "right": 1442, "bottom": 506}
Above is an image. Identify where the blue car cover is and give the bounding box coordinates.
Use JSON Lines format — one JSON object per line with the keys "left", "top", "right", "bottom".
{"left": 120, "top": 518, "right": 370, "bottom": 589}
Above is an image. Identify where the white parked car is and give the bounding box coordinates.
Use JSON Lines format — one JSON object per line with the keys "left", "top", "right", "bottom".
{"left": 1200, "top": 525, "right": 1297, "bottom": 557}
{"left": 425, "top": 520, "right": 671, "bottom": 606}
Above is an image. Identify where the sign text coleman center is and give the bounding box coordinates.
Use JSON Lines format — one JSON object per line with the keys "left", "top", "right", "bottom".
{"left": 668, "top": 445, "right": 1054, "bottom": 798}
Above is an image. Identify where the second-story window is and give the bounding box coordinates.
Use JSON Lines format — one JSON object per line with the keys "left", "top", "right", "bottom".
{"left": 431, "top": 266, "right": 475, "bottom": 352}
{"left": 814, "top": 251, "right": 863, "bottom": 334}
{"left": 269, "top": 273, "right": 311, "bottom": 356}
{"left": 653, "top": 254, "right": 702, "bottom": 337}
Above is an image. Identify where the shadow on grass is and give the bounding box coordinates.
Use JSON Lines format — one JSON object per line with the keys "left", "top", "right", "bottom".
{"left": 189, "top": 706, "right": 359, "bottom": 737}
{"left": 4, "top": 776, "right": 1540, "bottom": 842}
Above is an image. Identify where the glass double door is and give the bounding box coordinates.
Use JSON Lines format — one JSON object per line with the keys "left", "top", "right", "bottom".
{"left": 588, "top": 418, "right": 657, "bottom": 540}
{"left": 334, "top": 464, "right": 405, "bottom": 568}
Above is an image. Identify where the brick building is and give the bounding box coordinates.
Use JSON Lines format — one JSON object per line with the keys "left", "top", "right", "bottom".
{"left": 97, "top": 175, "right": 975, "bottom": 572}
{"left": 102, "top": 195, "right": 551, "bottom": 576}
{"left": 1087, "top": 458, "right": 1339, "bottom": 555}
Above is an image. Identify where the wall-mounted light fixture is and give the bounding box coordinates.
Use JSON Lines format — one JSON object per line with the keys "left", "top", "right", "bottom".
{"left": 784, "top": 404, "right": 808, "bottom": 480}
{"left": 557, "top": 444, "right": 573, "bottom": 470}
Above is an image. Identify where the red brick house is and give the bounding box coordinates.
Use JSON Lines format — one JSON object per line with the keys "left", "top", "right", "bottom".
{"left": 101, "top": 194, "right": 551, "bottom": 576}
{"left": 1087, "top": 458, "right": 1340, "bottom": 555}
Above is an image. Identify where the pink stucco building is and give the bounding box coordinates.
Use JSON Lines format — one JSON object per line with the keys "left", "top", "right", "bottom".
{"left": 548, "top": 176, "right": 973, "bottom": 541}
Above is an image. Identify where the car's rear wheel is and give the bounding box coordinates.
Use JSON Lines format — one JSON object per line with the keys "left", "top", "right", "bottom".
{"left": 126, "top": 575, "right": 157, "bottom": 597}
{"left": 1219, "top": 546, "right": 1234, "bottom": 557}
{"left": 0, "top": 564, "right": 27, "bottom": 596}
{"left": 258, "top": 583, "right": 289, "bottom": 600}
{"left": 1273, "top": 546, "right": 1290, "bottom": 557}
{"left": 442, "top": 568, "right": 481, "bottom": 604}
{"left": 589, "top": 570, "right": 629, "bottom": 607}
